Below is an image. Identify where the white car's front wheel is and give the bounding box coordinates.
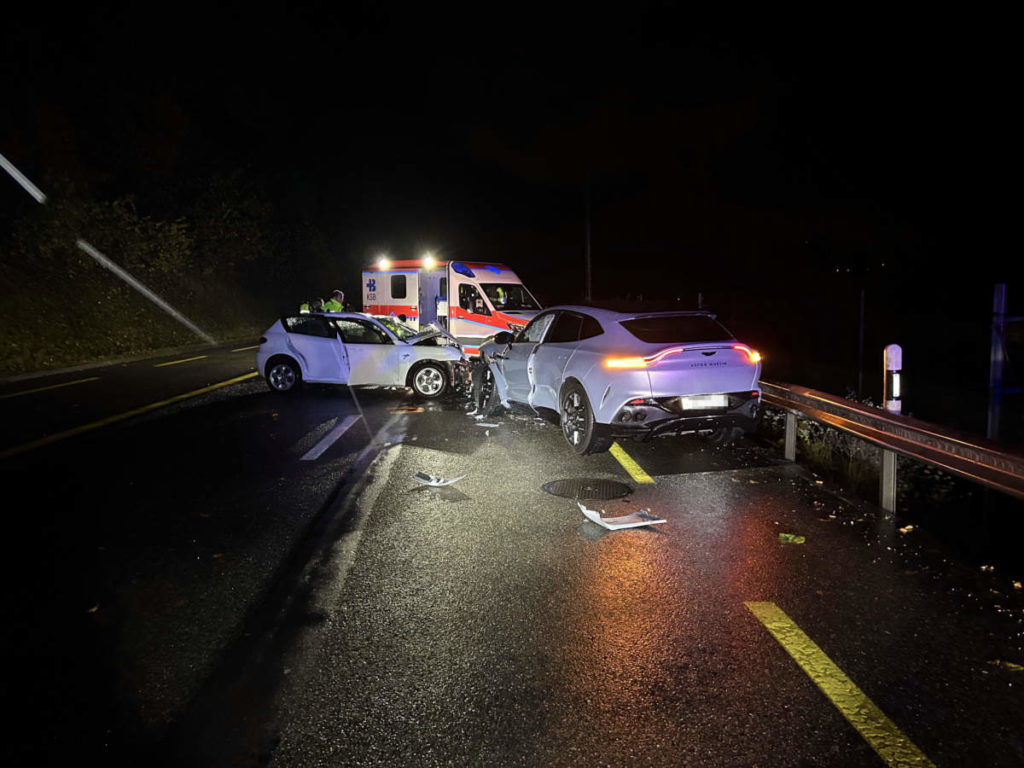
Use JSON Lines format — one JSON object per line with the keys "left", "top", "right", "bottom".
{"left": 411, "top": 362, "right": 448, "bottom": 398}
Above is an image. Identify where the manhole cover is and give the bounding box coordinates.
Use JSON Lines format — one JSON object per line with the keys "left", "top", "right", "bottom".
{"left": 541, "top": 478, "right": 632, "bottom": 500}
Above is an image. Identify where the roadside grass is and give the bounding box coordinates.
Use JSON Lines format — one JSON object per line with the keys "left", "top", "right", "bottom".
{"left": 0, "top": 260, "right": 267, "bottom": 377}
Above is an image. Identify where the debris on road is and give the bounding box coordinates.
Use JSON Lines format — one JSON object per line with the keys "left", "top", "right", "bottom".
{"left": 577, "top": 501, "right": 666, "bottom": 530}
{"left": 778, "top": 533, "right": 806, "bottom": 544}
{"left": 987, "top": 659, "right": 1023, "bottom": 672}
{"left": 411, "top": 472, "right": 466, "bottom": 487}
{"left": 899, "top": 524, "right": 915, "bottom": 534}
{"left": 475, "top": 423, "right": 500, "bottom": 428}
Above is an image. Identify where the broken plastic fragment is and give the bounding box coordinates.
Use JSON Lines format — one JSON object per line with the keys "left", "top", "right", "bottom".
{"left": 577, "top": 501, "right": 666, "bottom": 530}
{"left": 778, "top": 533, "right": 806, "bottom": 544}
{"left": 475, "top": 422, "right": 500, "bottom": 428}
{"left": 411, "top": 472, "right": 466, "bottom": 487}
{"left": 987, "top": 659, "right": 1024, "bottom": 672}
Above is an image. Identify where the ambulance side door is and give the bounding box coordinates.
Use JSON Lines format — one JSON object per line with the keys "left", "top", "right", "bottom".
{"left": 418, "top": 270, "right": 443, "bottom": 327}
{"left": 450, "top": 280, "right": 494, "bottom": 346}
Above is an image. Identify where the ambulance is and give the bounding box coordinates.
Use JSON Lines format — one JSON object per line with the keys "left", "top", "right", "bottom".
{"left": 361, "top": 257, "right": 541, "bottom": 353}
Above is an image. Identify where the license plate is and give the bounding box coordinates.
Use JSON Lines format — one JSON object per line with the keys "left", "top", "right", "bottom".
{"left": 680, "top": 394, "right": 728, "bottom": 410}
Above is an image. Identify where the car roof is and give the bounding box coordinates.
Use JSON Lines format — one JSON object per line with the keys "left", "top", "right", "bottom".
{"left": 319, "top": 311, "right": 374, "bottom": 318}
{"left": 536, "top": 305, "right": 717, "bottom": 322}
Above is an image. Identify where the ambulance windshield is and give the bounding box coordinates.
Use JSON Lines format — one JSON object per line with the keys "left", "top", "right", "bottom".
{"left": 481, "top": 283, "right": 540, "bottom": 311}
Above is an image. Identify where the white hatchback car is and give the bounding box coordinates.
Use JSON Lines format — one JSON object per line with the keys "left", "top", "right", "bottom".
{"left": 479, "top": 306, "right": 763, "bottom": 454}
{"left": 257, "top": 312, "right": 467, "bottom": 397}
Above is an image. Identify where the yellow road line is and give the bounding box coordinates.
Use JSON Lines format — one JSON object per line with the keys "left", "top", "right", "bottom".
{"left": 745, "top": 602, "right": 935, "bottom": 768}
{"left": 154, "top": 355, "right": 208, "bottom": 367}
{"left": 0, "top": 376, "right": 100, "bottom": 401}
{"left": 610, "top": 441, "right": 654, "bottom": 483}
{"left": 231, "top": 345, "right": 259, "bottom": 352}
{"left": 1, "top": 372, "right": 259, "bottom": 460}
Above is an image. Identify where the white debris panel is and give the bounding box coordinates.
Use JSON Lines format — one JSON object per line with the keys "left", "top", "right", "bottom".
{"left": 411, "top": 472, "right": 466, "bottom": 487}
{"left": 577, "top": 501, "right": 666, "bottom": 530}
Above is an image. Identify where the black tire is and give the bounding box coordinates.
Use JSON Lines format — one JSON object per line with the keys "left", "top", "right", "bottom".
{"left": 705, "top": 425, "right": 744, "bottom": 446}
{"left": 266, "top": 357, "right": 301, "bottom": 393}
{"left": 410, "top": 362, "right": 448, "bottom": 398}
{"left": 478, "top": 368, "right": 502, "bottom": 416}
{"left": 560, "top": 380, "right": 611, "bottom": 455}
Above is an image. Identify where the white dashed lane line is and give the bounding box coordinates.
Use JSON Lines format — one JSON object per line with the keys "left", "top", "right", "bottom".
{"left": 300, "top": 415, "right": 363, "bottom": 461}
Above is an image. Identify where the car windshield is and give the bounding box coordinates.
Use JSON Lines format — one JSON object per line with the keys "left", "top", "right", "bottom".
{"left": 480, "top": 283, "right": 540, "bottom": 311}
{"left": 620, "top": 314, "right": 735, "bottom": 343}
{"left": 375, "top": 316, "right": 417, "bottom": 341}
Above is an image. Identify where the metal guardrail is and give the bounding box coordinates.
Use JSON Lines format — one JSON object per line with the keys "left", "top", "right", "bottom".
{"left": 760, "top": 380, "right": 1024, "bottom": 510}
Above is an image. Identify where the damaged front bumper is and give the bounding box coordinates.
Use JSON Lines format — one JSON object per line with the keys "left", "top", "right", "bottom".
{"left": 451, "top": 358, "right": 473, "bottom": 393}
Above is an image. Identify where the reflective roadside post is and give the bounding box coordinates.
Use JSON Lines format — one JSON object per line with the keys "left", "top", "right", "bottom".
{"left": 880, "top": 344, "right": 902, "bottom": 511}
{"left": 884, "top": 344, "right": 902, "bottom": 414}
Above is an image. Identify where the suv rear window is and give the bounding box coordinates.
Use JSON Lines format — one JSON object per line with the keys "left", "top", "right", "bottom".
{"left": 620, "top": 314, "right": 734, "bottom": 343}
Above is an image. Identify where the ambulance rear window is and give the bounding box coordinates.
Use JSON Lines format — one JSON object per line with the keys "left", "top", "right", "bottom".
{"left": 620, "top": 314, "right": 734, "bottom": 343}
{"left": 391, "top": 275, "right": 407, "bottom": 299}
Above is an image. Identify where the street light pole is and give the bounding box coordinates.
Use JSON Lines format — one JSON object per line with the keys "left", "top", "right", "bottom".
{"left": 584, "top": 181, "right": 592, "bottom": 303}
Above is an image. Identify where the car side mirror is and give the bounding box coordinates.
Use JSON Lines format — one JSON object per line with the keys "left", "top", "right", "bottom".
{"left": 493, "top": 331, "right": 514, "bottom": 345}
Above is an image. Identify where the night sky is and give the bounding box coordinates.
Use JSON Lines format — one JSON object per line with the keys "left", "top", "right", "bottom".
{"left": 2, "top": 4, "right": 1018, "bottom": 413}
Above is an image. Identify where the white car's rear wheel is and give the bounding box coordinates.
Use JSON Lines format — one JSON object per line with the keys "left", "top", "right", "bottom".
{"left": 266, "top": 359, "right": 300, "bottom": 392}
{"left": 411, "top": 362, "right": 448, "bottom": 398}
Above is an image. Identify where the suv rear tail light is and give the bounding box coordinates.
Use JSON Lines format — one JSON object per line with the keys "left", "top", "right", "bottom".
{"left": 733, "top": 344, "right": 761, "bottom": 363}
{"left": 604, "top": 346, "right": 683, "bottom": 369}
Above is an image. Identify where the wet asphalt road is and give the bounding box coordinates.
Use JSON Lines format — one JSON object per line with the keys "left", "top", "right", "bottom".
{"left": 2, "top": 351, "right": 1023, "bottom": 767}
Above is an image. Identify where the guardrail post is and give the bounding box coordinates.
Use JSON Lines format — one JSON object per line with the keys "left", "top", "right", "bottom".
{"left": 784, "top": 412, "right": 797, "bottom": 461}
{"left": 880, "top": 449, "right": 897, "bottom": 511}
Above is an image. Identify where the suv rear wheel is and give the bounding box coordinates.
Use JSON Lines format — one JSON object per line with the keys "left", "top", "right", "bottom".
{"left": 560, "top": 381, "right": 611, "bottom": 455}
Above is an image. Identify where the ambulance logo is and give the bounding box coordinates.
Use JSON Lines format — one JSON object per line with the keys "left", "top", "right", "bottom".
{"left": 366, "top": 278, "right": 376, "bottom": 292}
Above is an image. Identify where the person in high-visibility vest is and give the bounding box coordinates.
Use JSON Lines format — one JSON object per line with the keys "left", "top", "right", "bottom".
{"left": 322, "top": 289, "right": 345, "bottom": 312}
